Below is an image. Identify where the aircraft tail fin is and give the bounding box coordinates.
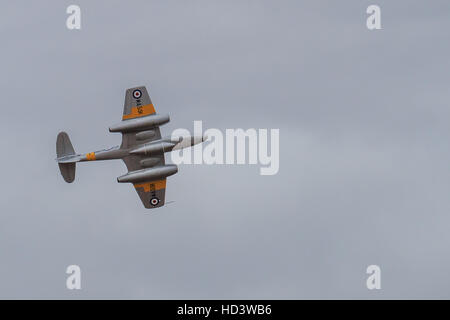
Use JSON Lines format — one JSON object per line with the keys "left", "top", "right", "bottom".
{"left": 56, "top": 132, "right": 76, "bottom": 183}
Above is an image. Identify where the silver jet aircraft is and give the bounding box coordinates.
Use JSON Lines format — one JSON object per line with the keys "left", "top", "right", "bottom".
{"left": 56, "top": 86, "right": 206, "bottom": 208}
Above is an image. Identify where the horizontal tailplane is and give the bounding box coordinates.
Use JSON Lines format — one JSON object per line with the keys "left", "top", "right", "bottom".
{"left": 56, "top": 132, "right": 76, "bottom": 183}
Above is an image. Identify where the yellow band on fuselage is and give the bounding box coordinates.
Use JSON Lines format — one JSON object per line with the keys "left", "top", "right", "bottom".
{"left": 134, "top": 179, "right": 166, "bottom": 192}
{"left": 86, "top": 152, "right": 96, "bottom": 161}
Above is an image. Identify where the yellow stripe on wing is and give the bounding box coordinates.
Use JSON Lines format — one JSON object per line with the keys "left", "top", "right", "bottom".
{"left": 122, "top": 104, "right": 156, "bottom": 120}
{"left": 134, "top": 179, "right": 166, "bottom": 192}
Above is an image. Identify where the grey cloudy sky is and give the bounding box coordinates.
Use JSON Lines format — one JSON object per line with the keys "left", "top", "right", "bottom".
{"left": 1, "top": 0, "right": 450, "bottom": 299}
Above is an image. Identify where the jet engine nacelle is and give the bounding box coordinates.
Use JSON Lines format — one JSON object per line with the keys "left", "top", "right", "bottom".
{"left": 109, "top": 114, "right": 170, "bottom": 133}
{"left": 117, "top": 164, "right": 178, "bottom": 183}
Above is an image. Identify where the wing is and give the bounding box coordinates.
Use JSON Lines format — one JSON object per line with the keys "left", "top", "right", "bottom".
{"left": 120, "top": 86, "right": 162, "bottom": 150}
{"left": 122, "top": 86, "right": 156, "bottom": 120}
{"left": 133, "top": 179, "right": 167, "bottom": 209}
{"left": 120, "top": 86, "right": 167, "bottom": 208}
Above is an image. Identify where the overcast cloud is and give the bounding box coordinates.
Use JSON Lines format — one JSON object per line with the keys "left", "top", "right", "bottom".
{"left": 1, "top": 1, "right": 450, "bottom": 299}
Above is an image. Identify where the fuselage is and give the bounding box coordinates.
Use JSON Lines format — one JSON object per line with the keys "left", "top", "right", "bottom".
{"left": 61, "top": 135, "right": 206, "bottom": 163}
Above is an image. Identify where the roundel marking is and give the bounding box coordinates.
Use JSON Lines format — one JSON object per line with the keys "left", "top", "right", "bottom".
{"left": 150, "top": 197, "right": 160, "bottom": 206}
{"left": 132, "top": 89, "right": 142, "bottom": 99}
